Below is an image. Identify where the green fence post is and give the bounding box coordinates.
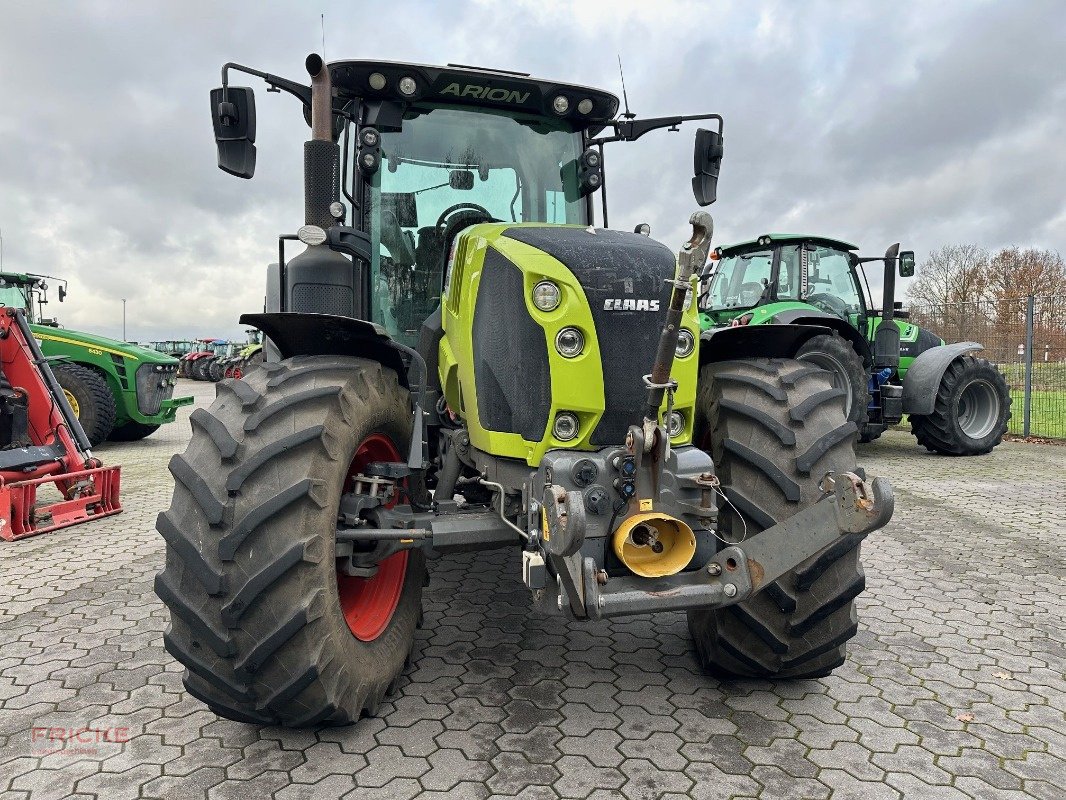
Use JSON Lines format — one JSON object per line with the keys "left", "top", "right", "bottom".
{"left": 1023, "top": 295, "right": 1034, "bottom": 437}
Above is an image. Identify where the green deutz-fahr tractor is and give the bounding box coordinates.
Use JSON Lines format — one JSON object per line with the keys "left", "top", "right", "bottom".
{"left": 155, "top": 55, "right": 894, "bottom": 726}
{"left": 698, "top": 235, "right": 1012, "bottom": 455}
{"left": 0, "top": 272, "right": 192, "bottom": 444}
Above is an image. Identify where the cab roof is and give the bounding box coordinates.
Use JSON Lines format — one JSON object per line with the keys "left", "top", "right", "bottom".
{"left": 718, "top": 233, "right": 859, "bottom": 256}
{"left": 328, "top": 59, "right": 620, "bottom": 131}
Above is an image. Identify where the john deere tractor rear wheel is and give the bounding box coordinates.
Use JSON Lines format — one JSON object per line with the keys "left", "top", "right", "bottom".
{"left": 52, "top": 362, "right": 117, "bottom": 446}
{"left": 155, "top": 355, "right": 424, "bottom": 726}
{"left": 689, "top": 358, "right": 864, "bottom": 679}
{"left": 910, "top": 354, "right": 1011, "bottom": 455}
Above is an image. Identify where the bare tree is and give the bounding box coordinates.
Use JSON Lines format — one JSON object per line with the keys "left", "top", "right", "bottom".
{"left": 987, "top": 246, "right": 1066, "bottom": 300}
{"left": 906, "top": 244, "right": 991, "bottom": 306}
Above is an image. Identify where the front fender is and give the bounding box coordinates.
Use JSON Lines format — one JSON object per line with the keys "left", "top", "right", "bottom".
{"left": 699, "top": 323, "right": 833, "bottom": 365}
{"left": 902, "top": 341, "right": 983, "bottom": 415}
{"left": 240, "top": 312, "right": 408, "bottom": 387}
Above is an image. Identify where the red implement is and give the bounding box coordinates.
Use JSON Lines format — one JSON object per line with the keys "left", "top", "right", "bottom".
{"left": 0, "top": 307, "right": 122, "bottom": 541}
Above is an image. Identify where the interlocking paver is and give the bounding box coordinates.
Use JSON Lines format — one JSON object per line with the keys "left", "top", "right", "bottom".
{"left": 0, "top": 380, "right": 1062, "bottom": 799}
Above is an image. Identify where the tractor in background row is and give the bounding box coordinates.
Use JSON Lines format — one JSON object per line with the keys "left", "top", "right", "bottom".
{"left": 155, "top": 53, "right": 893, "bottom": 727}
{"left": 698, "top": 235, "right": 1012, "bottom": 455}
{"left": 0, "top": 272, "right": 191, "bottom": 444}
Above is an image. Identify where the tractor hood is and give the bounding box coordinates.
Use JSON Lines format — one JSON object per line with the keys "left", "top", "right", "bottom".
{"left": 31, "top": 324, "right": 178, "bottom": 365}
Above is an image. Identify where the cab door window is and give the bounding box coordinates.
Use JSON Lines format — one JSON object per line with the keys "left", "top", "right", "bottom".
{"left": 804, "top": 246, "right": 863, "bottom": 320}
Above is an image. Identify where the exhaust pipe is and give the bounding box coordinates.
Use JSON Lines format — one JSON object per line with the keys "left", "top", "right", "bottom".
{"left": 612, "top": 512, "right": 697, "bottom": 578}
{"left": 303, "top": 53, "right": 337, "bottom": 229}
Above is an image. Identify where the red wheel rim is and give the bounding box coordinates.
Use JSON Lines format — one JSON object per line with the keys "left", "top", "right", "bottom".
{"left": 336, "top": 433, "right": 408, "bottom": 642}
{"left": 233, "top": 368, "right": 242, "bottom": 379}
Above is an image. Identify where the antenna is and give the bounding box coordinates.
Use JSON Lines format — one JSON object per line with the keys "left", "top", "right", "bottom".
{"left": 320, "top": 13, "right": 326, "bottom": 60}
{"left": 617, "top": 55, "right": 635, "bottom": 119}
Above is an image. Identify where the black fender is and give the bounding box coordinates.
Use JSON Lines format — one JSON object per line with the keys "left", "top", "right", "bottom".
{"left": 768, "top": 310, "right": 875, "bottom": 366}
{"left": 240, "top": 312, "right": 409, "bottom": 388}
{"left": 699, "top": 323, "right": 835, "bottom": 365}
{"left": 902, "top": 341, "right": 983, "bottom": 415}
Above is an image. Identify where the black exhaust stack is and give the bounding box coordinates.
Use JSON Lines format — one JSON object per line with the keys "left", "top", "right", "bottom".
{"left": 304, "top": 54, "right": 338, "bottom": 229}
{"left": 872, "top": 243, "right": 901, "bottom": 370}
{"left": 278, "top": 54, "right": 364, "bottom": 320}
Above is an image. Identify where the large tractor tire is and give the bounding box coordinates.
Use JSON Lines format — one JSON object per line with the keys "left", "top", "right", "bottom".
{"left": 51, "top": 362, "right": 117, "bottom": 447}
{"left": 208, "top": 360, "right": 224, "bottom": 382}
{"left": 910, "top": 355, "right": 1011, "bottom": 455}
{"left": 192, "top": 358, "right": 214, "bottom": 381}
{"left": 155, "top": 355, "right": 424, "bottom": 726}
{"left": 795, "top": 333, "right": 870, "bottom": 433}
{"left": 109, "top": 421, "right": 161, "bottom": 441}
{"left": 689, "top": 358, "right": 864, "bottom": 679}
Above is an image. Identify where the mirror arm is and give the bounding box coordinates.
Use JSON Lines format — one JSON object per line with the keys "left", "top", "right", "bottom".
{"left": 589, "top": 113, "right": 723, "bottom": 146}
{"left": 222, "top": 62, "right": 312, "bottom": 111}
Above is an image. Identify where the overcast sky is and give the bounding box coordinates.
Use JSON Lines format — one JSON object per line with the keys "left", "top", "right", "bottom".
{"left": 0, "top": 0, "right": 1063, "bottom": 343}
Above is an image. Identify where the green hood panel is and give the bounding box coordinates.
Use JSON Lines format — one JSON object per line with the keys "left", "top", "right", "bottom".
{"left": 31, "top": 325, "right": 177, "bottom": 365}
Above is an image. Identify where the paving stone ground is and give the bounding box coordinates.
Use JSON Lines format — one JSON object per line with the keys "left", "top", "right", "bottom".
{"left": 0, "top": 378, "right": 1063, "bottom": 799}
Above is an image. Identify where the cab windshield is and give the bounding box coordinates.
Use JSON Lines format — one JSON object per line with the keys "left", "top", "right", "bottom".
{"left": 704, "top": 250, "right": 772, "bottom": 311}
{"left": 0, "top": 282, "right": 33, "bottom": 318}
{"left": 358, "top": 105, "right": 587, "bottom": 345}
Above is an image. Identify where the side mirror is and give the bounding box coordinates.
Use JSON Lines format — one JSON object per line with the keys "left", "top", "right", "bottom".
{"left": 449, "top": 170, "right": 475, "bottom": 190}
{"left": 58, "top": 286, "right": 66, "bottom": 302}
{"left": 692, "top": 128, "right": 724, "bottom": 206}
{"left": 210, "top": 86, "right": 257, "bottom": 179}
{"left": 898, "top": 250, "right": 915, "bottom": 277}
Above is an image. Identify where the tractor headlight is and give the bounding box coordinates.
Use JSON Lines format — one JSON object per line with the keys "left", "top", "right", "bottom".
{"left": 675, "top": 329, "right": 695, "bottom": 358}
{"left": 368, "top": 72, "right": 387, "bottom": 90}
{"left": 555, "top": 327, "right": 585, "bottom": 358}
{"left": 532, "top": 280, "right": 561, "bottom": 312}
{"left": 552, "top": 95, "right": 569, "bottom": 114}
{"left": 553, "top": 411, "right": 580, "bottom": 441}
{"left": 667, "top": 411, "right": 685, "bottom": 438}
{"left": 577, "top": 98, "right": 594, "bottom": 115}
{"left": 398, "top": 76, "right": 417, "bottom": 96}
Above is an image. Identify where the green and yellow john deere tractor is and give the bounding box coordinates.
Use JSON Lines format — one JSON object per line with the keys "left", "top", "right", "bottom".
{"left": 155, "top": 55, "right": 894, "bottom": 727}
{"left": 698, "top": 235, "right": 1012, "bottom": 455}
{"left": 0, "top": 272, "right": 192, "bottom": 444}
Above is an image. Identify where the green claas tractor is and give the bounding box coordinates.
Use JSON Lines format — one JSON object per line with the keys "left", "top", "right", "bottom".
{"left": 155, "top": 54, "right": 894, "bottom": 726}
{"left": 698, "top": 235, "right": 1011, "bottom": 455}
{"left": 0, "top": 272, "right": 192, "bottom": 444}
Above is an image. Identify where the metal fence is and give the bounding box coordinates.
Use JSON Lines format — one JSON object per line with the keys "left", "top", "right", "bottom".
{"left": 906, "top": 295, "right": 1066, "bottom": 439}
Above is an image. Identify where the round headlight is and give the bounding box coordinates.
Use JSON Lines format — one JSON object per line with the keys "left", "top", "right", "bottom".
{"left": 532, "top": 280, "right": 561, "bottom": 312}
{"left": 555, "top": 327, "right": 585, "bottom": 358}
{"left": 368, "top": 72, "right": 387, "bottom": 90}
{"left": 552, "top": 95, "right": 569, "bottom": 114}
{"left": 553, "top": 412, "right": 580, "bottom": 441}
{"left": 675, "top": 329, "right": 695, "bottom": 358}
{"left": 577, "top": 98, "right": 594, "bottom": 115}
{"left": 398, "top": 76, "right": 417, "bottom": 96}
{"left": 667, "top": 411, "right": 685, "bottom": 438}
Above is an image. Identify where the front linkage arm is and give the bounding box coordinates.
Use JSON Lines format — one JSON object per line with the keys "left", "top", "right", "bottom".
{"left": 548, "top": 471, "right": 893, "bottom": 619}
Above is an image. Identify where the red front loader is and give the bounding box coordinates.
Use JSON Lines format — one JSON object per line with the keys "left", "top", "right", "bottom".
{"left": 0, "top": 307, "right": 121, "bottom": 540}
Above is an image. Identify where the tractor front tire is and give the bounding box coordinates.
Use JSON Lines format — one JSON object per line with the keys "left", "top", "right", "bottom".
{"left": 109, "top": 421, "right": 161, "bottom": 441}
{"left": 155, "top": 355, "right": 424, "bottom": 726}
{"left": 795, "top": 333, "right": 871, "bottom": 435}
{"left": 52, "top": 362, "right": 117, "bottom": 447}
{"left": 689, "top": 358, "right": 864, "bottom": 679}
{"left": 910, "top": 355, "right": 1011, "bottom": 455}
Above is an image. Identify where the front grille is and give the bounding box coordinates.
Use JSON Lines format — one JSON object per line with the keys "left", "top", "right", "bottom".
{"left": 501, "top": 227, "right": 676, "bottom": 445}
{"left": 135, "top": 362, "right": 177, "bottom": 416}
{"left": 472, "top": 250, "right": 552, "bottom": 440}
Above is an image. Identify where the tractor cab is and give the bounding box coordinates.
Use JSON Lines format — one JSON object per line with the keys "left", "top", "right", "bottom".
{"left": 0, "top": 272, "right": 67, "bottom": 327}
{"left": 212, "top": 58, "right": 724, "bottom": 348}
{"left": 699, "top": 235, "right": 866, "bottom": 329}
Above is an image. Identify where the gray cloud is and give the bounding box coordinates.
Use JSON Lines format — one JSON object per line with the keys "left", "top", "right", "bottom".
{"left": 0, "top": 0, "right": 1062, "bottom": 341}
